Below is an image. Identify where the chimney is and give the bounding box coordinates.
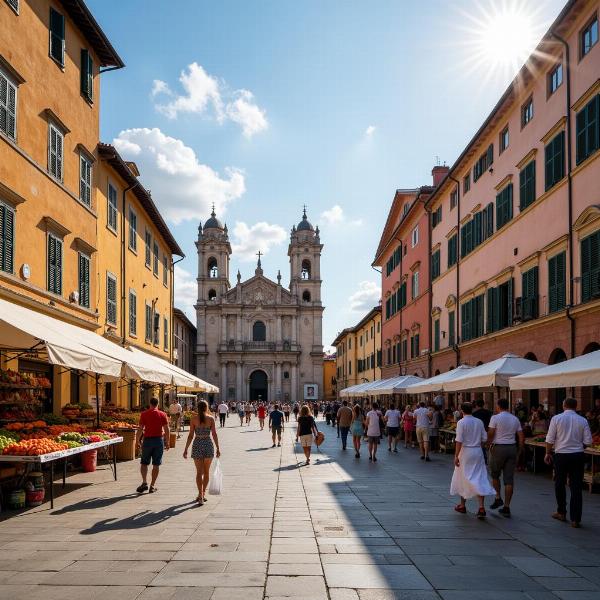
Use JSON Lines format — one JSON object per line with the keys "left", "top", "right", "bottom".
{"left": 432, "top": 165, "right": 449, "bottom": 187}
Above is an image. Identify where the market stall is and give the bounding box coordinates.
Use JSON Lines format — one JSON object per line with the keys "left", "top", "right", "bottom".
{"left": 403, "top": 365, "right": 474, "bottom": 395}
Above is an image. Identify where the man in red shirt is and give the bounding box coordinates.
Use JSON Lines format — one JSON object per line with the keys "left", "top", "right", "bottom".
{"left": 135, "top": 397, "right": 170, "bottom": 493}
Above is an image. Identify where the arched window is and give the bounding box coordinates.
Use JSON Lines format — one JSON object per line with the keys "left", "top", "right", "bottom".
{"left": 301, "top": 259, "right": 311, "bottom": 280}
{"left": 208, "top": 257, "right": 218, "bottom": 278}
{"left": 208, "top": 289, "right": 217, "bottom": 301}
{"left": 253, "top": 320, "right": 266, "bottom": 341}
{"left": 302, "top": 290, "right": 311, "bottom": 302}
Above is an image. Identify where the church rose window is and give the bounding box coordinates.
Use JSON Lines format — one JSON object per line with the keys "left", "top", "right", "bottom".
{"left": 253, "top": 320, "right": 266, "bottom": 341}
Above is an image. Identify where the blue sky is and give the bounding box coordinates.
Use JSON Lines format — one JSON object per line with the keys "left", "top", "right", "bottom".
{"left": 89, "top": 0, "right": 565, "bottom": 351}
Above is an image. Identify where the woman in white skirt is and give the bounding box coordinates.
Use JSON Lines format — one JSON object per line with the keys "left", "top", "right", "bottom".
{"left": 451, "top": 402, "right": 495, "bottom": 519}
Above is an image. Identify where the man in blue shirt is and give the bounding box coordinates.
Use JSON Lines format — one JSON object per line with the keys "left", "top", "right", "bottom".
{"left": 269, "top": 404, "right": 285, "bottom": 447}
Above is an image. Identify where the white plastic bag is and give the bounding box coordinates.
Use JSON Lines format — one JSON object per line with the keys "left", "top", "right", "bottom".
{"left": 208, "top": 459, "right": 223, "bottom": 495}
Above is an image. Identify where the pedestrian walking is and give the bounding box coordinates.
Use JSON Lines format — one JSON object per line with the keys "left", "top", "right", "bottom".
{"left": 450, "top": 402, "right": 494, "bottom": 519}
{"left": 430, "top": 405, "right": 444, "bottom": 453}
{"left": 350, "top": 404, "right": 363, "bottom": 458}
{"left": 237, "top": 403, "right": 245, "bottom": 426}
{"left": 135, "top": 397, "right": 170, "bottom": 494}
{"left": 217, "top": 400, "right": 228, "bottom": 428}
{"left": 244, "top": 402, "right": 252, "bottom": 425}
{"left": 325, "top": 403, "right": 332, "bottom": 426}
{"left": 414, "top": 401, "right": 433, "bottom": 461}
{"left": 337, "top": 400, "right": 353, "bottom": 450}
{"left": 384, "top": 403, "right": 401, "bottom": 452}
{"left": 296, "top": 404, "right": 319, "bottom": 465}
{"left": 283, "top": 403, "right": 291, "bottom": 422}
{"left": 269, "top": 403, "right": 285, "bottom": 447}
{"left": 257, "top": 403, "right": 267, "bottom": 430}
{"left": 183, "top": 400, "right": 221, "bottom": 506}
{"left": 168, "top": 397, "right": 183, "bottom": 438}
{"left": 293, "top": 403, "right": 300, "bottom": 421}
{"left": 544, "top": 397, "right": 593, "bottom": 528}
{"left": 402, "top": 405, "right": 415, "bottom": 448}
{"left": 487, "top": 398, "right": 524, "bottom": 517}
{"left": 365, "top": 402, "right": 382, "bottom": 462}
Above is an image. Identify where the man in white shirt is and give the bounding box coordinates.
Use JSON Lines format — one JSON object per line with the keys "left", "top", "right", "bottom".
{"left": 384, "top": 403, "right": 401, "bottom": 453}
{"left": 545, "top": 397, "right": 592, "bottom": 527}
{"left": 217, "top": 401, "right": 229, "bottom": 428}
{"left": 168, "top": 398, "right": 182, "bottom": 438}
{"left": 487, "top": 398, "right": 524, "bottom": 517}
{"left": 413, "top": 402, "right": 433, "bottom": 462}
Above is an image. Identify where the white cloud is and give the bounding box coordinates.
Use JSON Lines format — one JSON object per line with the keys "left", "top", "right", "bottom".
{"left": 231, "top": 221, "right": 287, "bottom": 262}
{"left": 152, "top": 62, "right": 268, "bottom": 138}
{"left": 173, "top": 265, "right": 197, "bottom": 319}
{"left": 320, "top": 204, "right": 362, "bottom": 227}
{"left": 365, "top": 125, "right": 376, "bottom": 137}
{"left": 113, "top": 127, "right": 245, "bottom": 224}
{"left": 349, "top": 281, "right": 381, "bottom": 312}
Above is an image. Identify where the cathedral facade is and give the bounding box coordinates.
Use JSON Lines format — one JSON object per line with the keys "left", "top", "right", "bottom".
{"left": 195, "top": 209, "right": 324, "bottom": 404}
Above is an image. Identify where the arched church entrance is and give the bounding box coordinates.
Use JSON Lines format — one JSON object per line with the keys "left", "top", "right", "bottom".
{"left": 249, "top": 370, "right": 268, "bottom": 403}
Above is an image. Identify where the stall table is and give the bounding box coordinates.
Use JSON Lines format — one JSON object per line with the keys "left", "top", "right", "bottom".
{"left": 0, "top": 437, "right": 123, "bottom": 508}
{"left": 439, "top": 428, "right": 456, "bottom": 454}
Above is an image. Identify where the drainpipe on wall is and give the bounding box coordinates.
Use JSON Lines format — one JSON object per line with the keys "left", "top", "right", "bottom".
{"left": 424, "top": 199, "right": 432, "bottom": 378}
{"left": 449, "top": 174, "right": 461, "bottom": 367}
{"left": 121, "top": 182, "right": 139, "bottom": 347}
{"left": 551, "top": 32, "right": 576, "bottom": 359}
{"left": 171, "top": 255, "right": 185, "bottom": 365}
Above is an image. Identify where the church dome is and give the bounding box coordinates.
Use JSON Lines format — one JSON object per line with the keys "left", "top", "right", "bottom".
{"left": 204, "top": 207, "right": 224, "bottom": 230}
{"left": 297, "top": 207, "right": 314, "bottom": 232}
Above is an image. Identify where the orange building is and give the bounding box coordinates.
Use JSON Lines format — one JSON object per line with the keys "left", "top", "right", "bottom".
{"left": 322, "top": 354, "right": 337, "bottom": 403}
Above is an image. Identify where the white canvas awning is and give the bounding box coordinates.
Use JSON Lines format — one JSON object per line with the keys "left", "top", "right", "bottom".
{"left": 392, "top": 375, "right": 425, "bottom": 393}
{"left": 365, "top": 375, "right": 424, "bottom": 395}
{"left": 364, "top": 378, "right": 397, "bottom": 397}
{"left": 347, "top": 381, "right": 375, "bottom": 397}
{"left": 443, "top": 353, "right": 546, "bottom": 392}
{"left": 509, "top": 350, "right": 600, "bottom": 390}
{"left": 0, "top": 298, "right": 122, "bottom": 378}
{"left": 340, "top": 383, "right": 362, "bottom": 398}
{"left": 404, "top": 365, "right": 474, "bottom": 394}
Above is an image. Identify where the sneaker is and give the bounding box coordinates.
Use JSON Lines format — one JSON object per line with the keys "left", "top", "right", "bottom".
{"left": 425, "top": 456, "right": 431, "bottom": 462}
{"left": 355, "top": 452, "right": 360, "bottom": 458}
{"left": 271, "top": 444, "right": 276, "bottom": 448}
{"left": 277, "top": 443, "right": 281, "bottom": 447}
{"left": 393, "top": 448, "right": 398, "bottom": 453}
{"left": 499, "top": 506, "right": 511, "bottom": 518}
{"left": 490, "top": 498, "right": 504, "bottom": 510}
{"left": 136, "top": 483, "right": 148, "bottom": 493}
{"left": 420, "top": 455, "right": 425, "bottom": 460}
{"left": 149, "top": 486, "right": 157, "bottom": 494}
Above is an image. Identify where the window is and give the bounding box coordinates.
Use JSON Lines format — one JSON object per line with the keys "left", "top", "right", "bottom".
{"left": 411, "top": 334, "right": 420, "bottom": 358}
{"left": 6, "top": 0, "right": 19, "bottom": 13}
{"left": 548, "top": 63, "right": 563, "bottom": 95}
{"left": 519, "top": 160, "right": 536, "bottom": 210}
{"left": 521, "top": 97, "right": 534, "bottom": 127}
{"left": 253, "top": 320, "right": 266, "bottom": 341}
{"left": 575, "top": 94, "right": 599, "bottom": 165}
{"left": 450, "top": 188, "right": 458, "bottom": 209}
{"left": 486, "top": 279, "right": 513, "bottom": 334}
{"left": 580, "top": 14, "right": 598, "bottom": 58}
{"left": 0, "top": 202, "right": 15, "bottom": 274}
{"left": 129, "top": 289, "right": 137, "bottom": 336}
{"left": 432, "top": 205, "right": 442, "bottom": 228}
{"left": 548, "top": 252, "right": 566, "bottom": 313}
{"left": 153, "top": 312, "right": 160, "bottom": 345}
{"left": 80, "top": 49, "right": 93, "bottom": 101}
{"left": 106, "top": 273, "right": 117, "bottom": 326}
{"left": 473, "top": 144, "right": 493, "bottom": 182}
{"left": 48, "top": 123, "right": 63, "bottom": 181}
{"left": 402, "top": 203, "right": 410, "bottom": 217}
{"left": 434, "top": 319, "right": 440, "bottom": 352}
{"left": 385, "top": 245, "right": 401, "bottom": 276}
{"left": 411, "top": 271, "right": 419, "bottom": 299}
{"left": 163, "top": 254, "right": 168, "bottom": 286}
{"left": 153, "top": 241, "right": 159, "bottom": 276}
{"left": 411, "top": 226, "right": 419, "bottom": 248}
{"left": 500, "top": 126, "right": 509, "bottom": 153}
{"left": 145, "top": 303, "right": 152, "bottom": 342}
{"left": 78, "top": 252, "right": 90, "bottom": 308}
{"left": 0, "top": 69, "right": 17, "bottom": 140}
{"left": 496, "top": 184, "right": 513, "bottom": 230}
{"left": 49, "top": 8, "right": 65, "bottom": 65}
{"left": 448, "top": 311, "right": 455, "bottom": 346}
{"left": 348, "top": 361, "right": 352, "bottom": 375}
{"left": 460, "top": 203, "right": 494, "bottom": 258}
{"left": 145, "top": 229, "right": 151, "bottom": 267}
{"left": 463, "top": 173, "right": 470, "bottom": 194}
{"left": 447, "top": 234, "right": 458, "bottom": 267}
{"left": 461, "top": 294, "right": 484, "bottom": 342}
{"left": 164, "top": 317, "right": 168, "bottom": 350}
{"left": 47, "top": 233, "right": 62, "bottom": 295}
{"left": 521, "top": 266, "right": 539, "bottom": 320}
{"left": 79, "top": 154, "right": 92, "bottom": 206}
{"left": 128, "top": 207, "right": 137, "bottom": 251}
{"left": 581, "top": 230, "right": 600, "bottom": 302}
{"left": 301, "top": 259, "right": 311, "bottom": 280}
{"left": 431, "top": 249, "right": 440, "bottom": 280}
{"left": 107, "top": 183, "right": 118, "bottom": 231}
{"left": 545, "top": 131, "right": 565, "bottom": 191}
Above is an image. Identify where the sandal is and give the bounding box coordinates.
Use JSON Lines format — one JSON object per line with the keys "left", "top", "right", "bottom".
{"left": 454, "top": 504, "right": 467, "bottom": 514}
{"left": 148, "top": 486, "right": 157, "bottom": 494}
{"left": 477, "top": 508, "right": 486, "bottom": 519}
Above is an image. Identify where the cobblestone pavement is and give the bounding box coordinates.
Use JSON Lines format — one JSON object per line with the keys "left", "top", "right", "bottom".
{"left": 0, "top": 417, "right": 599, "bottom": 600}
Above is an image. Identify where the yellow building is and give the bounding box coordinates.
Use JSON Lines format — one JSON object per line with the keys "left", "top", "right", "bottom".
{"left": 322, "top": 354, "right": 336, "bottom": 403}
{"left": 332, "top": 305, "right": 382, "bottom": 399}
{"left": 0, "top": 0, "right": 123, "bottom": 411}
{"left": 95, "top": 144, "right": 184, "bottom": 407}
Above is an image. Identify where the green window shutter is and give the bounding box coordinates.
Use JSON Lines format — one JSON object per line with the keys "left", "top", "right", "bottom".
{"left": 576, "top": 95, "right": 600, "bottom": 165}
{"left": 0, "top": 204, "right": 15, "bottom": 273}
{"left": 486, "top": 202, "right": 494, "bottom": 237}
{"left": 80, "top": 49, "right": 93, "bottom": 101}
{"left": 434, "top": 320, "right": 440, "bottom": 352}
{"left": 473, "top": 211, "right": 482, "bottom": 247}
{"left": 49, "top": 8, "right": 65, "bottom": 65}
{"left": 48, "top": 236, "right": 62, "bottom": 295}
{"left": 78, "top": 254, "right": 90, "bottom": 308}
{"left": 487, "top": 143, "right": 494, "bottom": 166}
{"left": 486, "top": 288, "right": 494, "bottom": 333}
{"left": 47, "top": 235, "right": 55, "bottom": 292}
{"left": 461, "top": 302, "right": 469, "bottom": 342}
{"left": 581, "top": 231, "right": 600, "bottom": 302}
{"left": 549, "top": 252, "right": 566, "bottom": 312}
{"left": 448, "top": 311, "right": 455, "bottom": 346}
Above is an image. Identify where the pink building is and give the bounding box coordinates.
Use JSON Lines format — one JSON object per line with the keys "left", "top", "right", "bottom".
{"left": 427, "top": 0, "right": 600, "bottom": 412}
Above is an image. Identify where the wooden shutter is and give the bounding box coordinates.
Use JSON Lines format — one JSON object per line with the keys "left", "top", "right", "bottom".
{"left": 78, "top": 253, "right": 90, "bottom": 308}
{"left": 576, "top": 95, "right": 600, "bottom": 165}
{"left": 506, "top": 278, "right": 513, "bottom": 326}
{"left": 434, "top": 320, "right": 440, "bottom": 351}
{"left": 49, "top": 9, "right": 65, "bottom": 64}
{"left": 48, "top": 235, "right": 62, "bottom": 294}
{"left": 461, "top": 302, "right": 469, "bottom": 342}
{"left": 0, "top": 204, "right": 15, "bottom": 273}
{"left": 80, "top": 49, "right": 93, "bottom": 101}
{"left": 581, "top": 231, "right": 600, "bottom": 302}
{"left": 486, "top": 203, "right": 494, "bottom": 237}
{"left": 448, "top": 311, "right": 455, "bottom": 346}
{"left": 473, "top": 211, "right": 482, "bottom": 247}
{"left": 487, "top": 143, "right": 494, "bottom": 166}
{"left": 0, "top": 72, "right": 17, "bottom": 139}
{"left": 486, "top": 288, "right": 494, "bottom": 333}
{"left": 107, "top": 275, "right": 117, "bottom": 325}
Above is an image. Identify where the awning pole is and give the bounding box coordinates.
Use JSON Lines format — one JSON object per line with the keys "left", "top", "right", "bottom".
{"left": 95, "top": 373, "right": 100, "bottom": 428}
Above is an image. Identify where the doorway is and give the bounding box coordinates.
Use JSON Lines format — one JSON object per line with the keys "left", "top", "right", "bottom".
{"left": 249, "top": 370, "right": 268, "bottom": 402}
